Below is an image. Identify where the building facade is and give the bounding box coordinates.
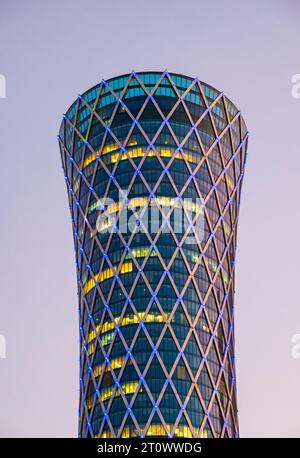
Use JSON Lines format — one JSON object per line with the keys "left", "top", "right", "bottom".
{"left": 58, "top": 71, "right": 248, "bottom": 438}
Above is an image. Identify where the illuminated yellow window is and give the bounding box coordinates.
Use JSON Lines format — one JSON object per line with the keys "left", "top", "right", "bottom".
{"left": 100, "top": 381, "right": 140, "bottom": 403}
{"left": 88, "top": 194, "right": 203, "bottom": 216}
{"left": 160, "top": 148, "right": 172, "bottom": 158}
{"left": 82, "top": 143, "right": 199, "bottom": 174}
{"left": 143, "top": 423, "right": 202, "bottom": 437}
{"left": 83, "top": 152, "right": 97, "bottom": 169}
{"left": 73, "top": 178, "right": 79, "bottom": 193}
{"left": 121, "top": 426, "right": 130, "bottom": 438}
{"left": 84, "top": 278, "right": 96, "bottom": 295}
{"left": 227, "top": 175, "right": 234, "bottom": 191}
{"left": 87, "top": 311, "right": 170, "bottom": 344}
{"left": 101, "top": 332, "right": 113, "bottom": 347}
{"left": 83, "top": 261, "right": 133, "bottom": 294}
{"left": 146, "top": 425, "right": 167, "bottom": 437}
{"left": 87, "top": 342, "right": 95, "bottom": 356}
{"left": 130, "top": 196, "right": 148, "bottom": 208}
{"left": 129, "top": 246, "right": 151, "bottom": 259}
{"left": 174, "top": 425, "right": 193, "bottom": 438}
{"left": 98, "top": 423, "right": 209, "bottom": 438}
{"left": 101, "top": 430, "right": 114, "bottom": 438}
{"left": 102, "top": 142, "right": 118, "bottom": 155}
{"left": 93, "top": 356, "right": 124, "bottom": 378}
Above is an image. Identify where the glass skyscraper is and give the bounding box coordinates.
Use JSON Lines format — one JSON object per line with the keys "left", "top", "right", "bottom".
{"left": 58, "top": 71, "right": 248, "bottom": 438}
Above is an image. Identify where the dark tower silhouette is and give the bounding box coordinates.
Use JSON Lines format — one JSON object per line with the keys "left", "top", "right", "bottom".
{"left": 58, "top": 71, "right": 248, "bottom": 438}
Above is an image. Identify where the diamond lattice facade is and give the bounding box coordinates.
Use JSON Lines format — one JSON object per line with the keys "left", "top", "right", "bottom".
{"left": 58, "top": 71, "right": 248, "bottom": 438}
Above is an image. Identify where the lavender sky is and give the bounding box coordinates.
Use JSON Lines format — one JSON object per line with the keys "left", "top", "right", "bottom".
{"left": 0, "top": 0, "right": 299, "bottom": 438}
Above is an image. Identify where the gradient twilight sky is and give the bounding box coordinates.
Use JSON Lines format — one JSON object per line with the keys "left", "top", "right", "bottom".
{"left": 0, "top": 0, "right": 299, "bottom": 438}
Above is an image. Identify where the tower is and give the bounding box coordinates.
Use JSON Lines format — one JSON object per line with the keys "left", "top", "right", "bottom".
{"left": 58, "top": 71, "right": 248, "bottom": 438}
